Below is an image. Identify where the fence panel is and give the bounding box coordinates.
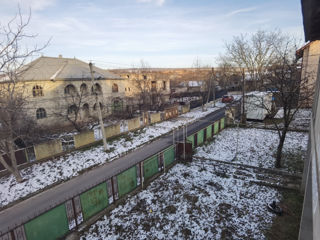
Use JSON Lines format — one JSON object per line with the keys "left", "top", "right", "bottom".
{"left": 164, "top": 146, "right": 175, "bottom": 166}
{"left": 117, "top": 166, "right": 137, "bottom": 197}
{"left": 143, "top": 155, "right": 159, "bottom": 181}
{"left": 80, "top": 182, "right": 108, "bottom": 221}
{"left": 214, "top": 121, "right": 219, "bottom": 134}
{"left": 187, "top": 135, "right": 195, "bottom": 149}
{"left": 207, "top": 125, "right": 212, "bottom": 139}
{"left": 24, "top": 204, "right": 69, "bottom": 240}
{"left": 220, "top": 117, "right": 225, "bottom": 129}
{"left": 197, "top": 129, "right": 204, "bottom": 145}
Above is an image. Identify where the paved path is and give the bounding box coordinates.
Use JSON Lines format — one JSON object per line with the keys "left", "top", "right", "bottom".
{"left": 0, "top": 108, "right": 225, "bottom": 235}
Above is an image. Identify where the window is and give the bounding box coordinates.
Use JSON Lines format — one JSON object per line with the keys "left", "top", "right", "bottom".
{"left": 143, "top": 75, "right": 147, "bottom": 80}
{"left": 93, "top": 102, "right": 103, "bottom": 111}
{"left": 64, "top": 84, "right": 77, "bottom": 95}
{"left": 151, "top": 81, "right": 156, "bottom": 91}
{"left": 32, "top": 85, "right": 43, "bottom": 97}
{"left": 112, "top": 83, "right": 119, "bottom": 93}
{"left": 163, "top": 81, "right": 166, "bottom": 90}
{"left": 67, "top": 105, "right": 78, "bottom": 114}
{"left": 127, "top": 75, "right": 130, "bottom": 78}
{"left": 112, "top": 98, "right": 123, "bottom": 112}
{"left": 82, "top": 103, "right": 89, "bottom": 117}
{"left": 80, "top": 83, "right": 88, "bottom": 94}
{"left": 91, "top": 83, "right": 102, "bottom": 95}
{"left": 36, "top": 108, "right": 46, "bottom": 119}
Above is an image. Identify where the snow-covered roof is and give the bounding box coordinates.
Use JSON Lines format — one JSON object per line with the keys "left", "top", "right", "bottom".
{"left": 0, "top": 56, "right": 122, "bottom": 82}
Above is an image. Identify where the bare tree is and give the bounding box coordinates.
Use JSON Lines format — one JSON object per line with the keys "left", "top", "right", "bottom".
{"left": 220, "top": 30, "right": 283, "bottom": 90}
{"left": 0, "top": 8, "right": 48, "bottom": 182}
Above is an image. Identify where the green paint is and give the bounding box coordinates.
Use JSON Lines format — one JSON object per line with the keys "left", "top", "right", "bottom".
{"left": 80, "top": 182, "right": 108, "bottom": 220}
{"left": 164, "top": 146, "right": 175, "bottom": 166}
{"left": 143, "top": 155, "right": 159, "bottom": 180}
{"left": 24, "top": 204, "right": 69, "bottom": 240}
{"left": 197, "top": 129, "right": 204, "bottom": 145}
{"left": 117, "top": 166, "right": 137, "bottom": 197}
{"left": 220, "top": 118, "right": 225, "bottom": 129}
{"left": 187, "top": 135, "right": 195, "bottom": 149}
{"left": 207, "top": 125, "right": 212, "bottom": 139}
{"left": 214, "top": 121, "right": 219, "bottom": 134}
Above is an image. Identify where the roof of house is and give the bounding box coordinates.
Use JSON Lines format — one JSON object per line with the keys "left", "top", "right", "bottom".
{"left": 2, "top": 56, "right": 122, "bottom": 81}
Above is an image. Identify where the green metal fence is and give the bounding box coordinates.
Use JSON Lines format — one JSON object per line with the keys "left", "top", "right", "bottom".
{"left": 187, "top": 135, "right": 195, "bottom": 149}
{"left": 164, "top": 146, "right": 175, "bottom": 166}
{"left": 220, "top": 118, "right": 225, "bottom": 129}
{"left": 207, "top": 125, "right": 212, "bottom": 139}
{"left": 24, "top": 204, "right": 69, "bottom": 240}
{"left": 117, "top": 166, "right": 137, "bottom": 197}
{"left": 214, "top": 121, "right": 219, "bottom": 134}
{"left": 80, "top": 182, "right": 108, "bottom": 220}
{"left": 143, "top": 155, "right": 159, "bottom": 181}
{"left": 197, "top": 129, "right": 204, "bottom": 145}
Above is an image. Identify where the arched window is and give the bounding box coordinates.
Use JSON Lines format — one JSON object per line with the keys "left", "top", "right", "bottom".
{"left": 91, "top": 83, "right": 102, "bottom": 95}
{"left": 64, "top": 84, "right": 77, "bottom": 95}
{"left": 112, "top": 98, "right": 123, "bottom": 112}
{"left": 36, "top": 108, "right": 46, "bottom": 119}
{"left": 80, "top": 83, "right": 88, "bottom": 94}
{"left": 32, "top": 85, "right": 43, "bottom": 97}
{"left": 93, "top": 102, "right": 103, "bottom": 111}
{"left": 82, "top": 103, "right": 89, "bottom": 117}
{"left": 112, "top": 83, "right": 119, "bottom": 93}
{"left": 67, "top": 104, "right": 78, "bottom": 114}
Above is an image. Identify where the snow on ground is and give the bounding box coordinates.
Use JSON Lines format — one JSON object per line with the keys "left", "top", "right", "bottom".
{"left": 195, "top": 128, "right": 308, "bottom": 170}
{"left": 274, "top": 108, "right": 311, "bottom": 130}
{"left": 0, "top": 105, "right": 224, "bottom": 208}
{"left": 81, "top": 158, "right": 281, "bottom": 240}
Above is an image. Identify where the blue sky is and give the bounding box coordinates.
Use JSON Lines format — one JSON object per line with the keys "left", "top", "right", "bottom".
{"left": 0, "top": 0, "right": 304, "bottom": 68}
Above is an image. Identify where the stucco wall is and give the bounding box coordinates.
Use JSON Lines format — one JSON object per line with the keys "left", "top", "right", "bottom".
{"left": 128, "top": 117, "right": 141, "bottom": 131}
{"left": 150, "top": 113, "right": 161, "bottom": 123}
{"left": 74, "top": 131, "right": 96, "bottom": 148}
{"left": 104, "top": 124, "right": 121, "bottom": 138}
{"left": 34, "top": 140, "right": 63, "bottom": 160}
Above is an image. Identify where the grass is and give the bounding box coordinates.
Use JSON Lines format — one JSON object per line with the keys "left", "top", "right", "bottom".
{"left": 281, "top": 150, "right": 305, "bottom": 174}
{"left": 265, "top": 190, "right": 304, "bottom": 240}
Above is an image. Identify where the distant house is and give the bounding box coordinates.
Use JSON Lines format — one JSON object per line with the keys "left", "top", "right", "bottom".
{"left": 296, "top": 40, "right": 320, "bottom": 107}
{"left": 0, "top": 56, "right": 125, "bottom": 129}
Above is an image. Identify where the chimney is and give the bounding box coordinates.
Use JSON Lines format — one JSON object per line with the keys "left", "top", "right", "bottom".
{"left": 58, "top": 54, "right": 62, "bottom": 58}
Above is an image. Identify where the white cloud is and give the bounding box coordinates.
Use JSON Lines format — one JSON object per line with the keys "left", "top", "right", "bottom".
{"left": 1, "top": 0, "right": 57, "bottom": 11}
{"left": 226, "top": 7, "right": 257, "bottom": 17}
{"left": 137, "top": 0, "right": 165, "bottom": 6}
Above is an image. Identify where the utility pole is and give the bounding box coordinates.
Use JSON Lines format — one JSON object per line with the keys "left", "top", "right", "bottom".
{"left": 241, "top": 68, "right": 246, "bottom": 125}
{"left": 89, "top": 62, "right": 108, "bottom": 151}
{"left": 212, "top": 67, "right": 216, "bottom": 107}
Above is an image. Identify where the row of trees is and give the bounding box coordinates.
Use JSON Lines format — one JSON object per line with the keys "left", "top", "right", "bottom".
{"left": 218, "top": 30, "right": 314, "bottom": 168}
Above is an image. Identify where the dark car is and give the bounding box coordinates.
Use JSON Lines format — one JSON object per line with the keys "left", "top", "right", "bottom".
{"left": 221, "top": 95, "right": 234, "bottom": 103}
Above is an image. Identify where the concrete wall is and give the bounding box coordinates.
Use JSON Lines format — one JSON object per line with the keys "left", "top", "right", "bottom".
{"left": 104, "top": 124, "right": 121, "bottom": 138}
{"left": 150, "top": 113, "right": 161, "bottom": 124}
{"left": 74, "top": 131, "right": 96, "bottom": 148}
{"left": 128, "top": 117, "right": 141, "bottom": 131}
{"left": 34, "top": 140, "right": 63, "bottom": 160}
{"left": 299, "top": 59, "right": 320, "bottom": 239}
{"left": 181, "top": 104, "right": 190, "bottom": 114}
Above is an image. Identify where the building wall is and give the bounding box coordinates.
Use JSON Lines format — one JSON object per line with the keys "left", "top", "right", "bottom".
{"left": 301, "top": 40, "right": 320, "bottom": 107}
{"left": 3, "top": 78, "right": 126, "bottom": 129}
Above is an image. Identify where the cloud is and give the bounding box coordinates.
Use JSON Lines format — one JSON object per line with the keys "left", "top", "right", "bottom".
{"left": 1, "top": 0, "right": 57, "bottom": 11}
{"left": 226, "top": 7, "right": 257, "bottom": 17}
{"left": 137, "top": 0, "right": 165, "bottom": 6}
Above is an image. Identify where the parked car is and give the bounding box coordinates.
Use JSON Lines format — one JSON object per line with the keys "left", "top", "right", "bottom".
{"left": 222, "top": 95, "right": 234, "bottom": 103}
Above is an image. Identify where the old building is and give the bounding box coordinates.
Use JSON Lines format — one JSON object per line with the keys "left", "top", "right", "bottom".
{"left": 296, "top": 40, "right": 320, "bottom": 107}
{"left": 0, "top": 56, "right": 126, "bottom": 129}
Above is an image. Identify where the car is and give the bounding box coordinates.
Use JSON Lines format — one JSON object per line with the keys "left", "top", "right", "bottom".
{"left": 221, "top": 95, "right": 234, "bottom": 103}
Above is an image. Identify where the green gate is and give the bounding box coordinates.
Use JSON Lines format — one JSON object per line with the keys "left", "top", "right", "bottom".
{"left": 220, "top": 118, "right": 225, "bottom": 129}
{"left": 143, "top": 155, "right": 159, "bottom": 181}
{"left": 214, "top": 121, "right": 219, "bottom": 134}
{"left": 24, "top": 204, "right": 69, "bottom": 240}
{"left": 164, "top": 146, "right": 175, "bottom": 166}
{"left": 207, "top": 125, "right": 212, "bottom": 139}
{"left": 197, "top": 129, "right": 204, "bottom": 145}
{"left": 80, "top": 182, "right": 108, "bottom": 220}
{"left": 117, "top": 166, "right": 137, "bottom": 197}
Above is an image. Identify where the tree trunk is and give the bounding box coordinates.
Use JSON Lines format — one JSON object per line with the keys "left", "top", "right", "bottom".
{"left": 0, "top": 154, "right": 24, "bottom": 183}
{"left": 275, "top": 131, "right": 287, "bottom": 168}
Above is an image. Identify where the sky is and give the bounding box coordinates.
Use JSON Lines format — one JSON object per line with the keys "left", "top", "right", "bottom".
{"left": 0, "top": 0, "right": 304, "bottom": 69}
